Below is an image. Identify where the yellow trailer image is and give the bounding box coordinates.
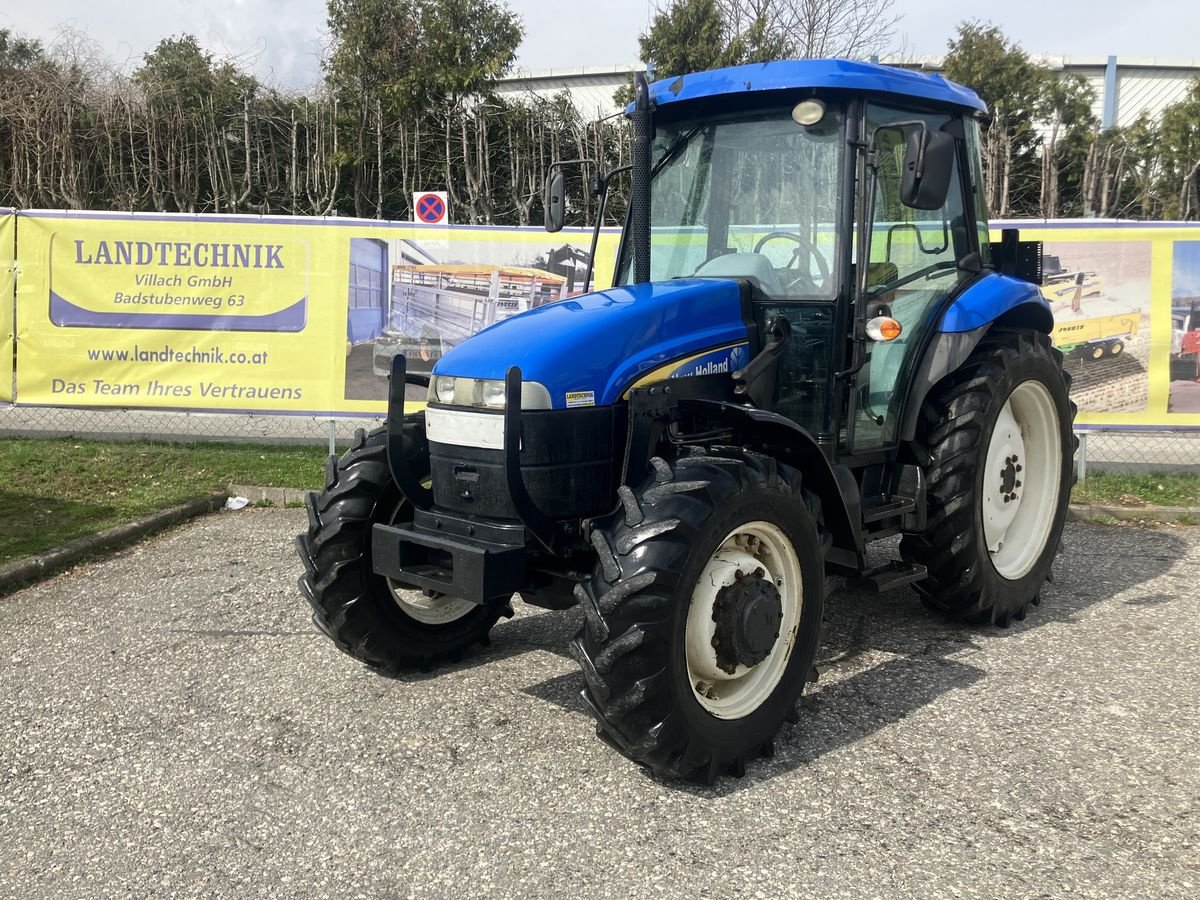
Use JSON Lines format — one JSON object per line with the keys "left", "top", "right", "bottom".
{"left": 1052, "top": 311, "right": 1140, "bottom": 360}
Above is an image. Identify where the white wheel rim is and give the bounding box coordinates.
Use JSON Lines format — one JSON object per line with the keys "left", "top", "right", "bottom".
{"left": 982, "top": 380, "right": 1062, "bottom": 580}
{"left": 384, "top": 500, "right": 477, "bottom": 625}
{"left": 685, "top": 521, "right": 803, "bottom": 720}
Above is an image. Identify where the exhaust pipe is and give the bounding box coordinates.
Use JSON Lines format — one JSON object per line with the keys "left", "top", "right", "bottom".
{"left": 630, "top": 72, "right": 653, "bottom": 284}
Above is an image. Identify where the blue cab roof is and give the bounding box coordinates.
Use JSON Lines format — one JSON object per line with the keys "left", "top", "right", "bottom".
{"left": 633, "top": 58, "right": 986, "bottom": 115}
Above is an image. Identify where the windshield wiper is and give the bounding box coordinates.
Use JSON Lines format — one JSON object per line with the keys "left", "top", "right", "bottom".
{"left": 651, "top": 125, "right": 703, "bottom": 175}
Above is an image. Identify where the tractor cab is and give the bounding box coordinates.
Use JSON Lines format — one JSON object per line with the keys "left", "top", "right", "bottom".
{"left": 298, "top": 60, "right": 1071, "bottom": 784}
{"left": 599, "top": 73, "right": 994, "bottom": 455}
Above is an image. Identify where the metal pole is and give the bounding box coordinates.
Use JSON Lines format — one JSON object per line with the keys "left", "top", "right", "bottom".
{"left": 1077, "top": 431, "right": 1088, "bottom": 482}
{"left": 328, "top": 419, "right": 337, "bottom": 457}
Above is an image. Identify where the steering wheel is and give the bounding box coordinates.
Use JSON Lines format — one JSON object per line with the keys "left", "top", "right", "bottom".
{"left": 754, "top": 231, "right": 832, "bottom": 293}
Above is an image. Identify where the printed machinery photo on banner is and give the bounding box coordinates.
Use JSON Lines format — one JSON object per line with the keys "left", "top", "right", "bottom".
{"left": 1, "top": 210, "right": 13, "bottom": 403}
{"left": 1004, "top": 222, "right": 1199, "bottom": 428}
{"left": 6, "top": 210, "right": 1200, "bottom": 426}
{"left": 11, "top": 211, "right": 615, "bottom": 416}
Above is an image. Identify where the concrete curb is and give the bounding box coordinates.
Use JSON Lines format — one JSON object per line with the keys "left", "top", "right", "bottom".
{"left": 1068, "top": 503, "right": 1200, "bottom": 524}
{"left": 0, "top": 493, "right": 228, "bottom": 597}
{"left": 228, "top": 485, "right": 312, "bottom": 507}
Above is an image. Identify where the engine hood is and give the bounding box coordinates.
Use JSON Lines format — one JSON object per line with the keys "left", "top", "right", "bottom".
{"left": 431, "top": 279, "right": 751, "bottom": 408}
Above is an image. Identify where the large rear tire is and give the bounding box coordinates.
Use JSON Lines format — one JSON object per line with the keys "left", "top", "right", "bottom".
{"left": 295, "top": 426, "right": 509, "bottom": 673}
{"left": 900, "top": 329, "right": 1076, "bottom": 625}
{"left": 570, "top": 449, "right": 828, "bottom": 783}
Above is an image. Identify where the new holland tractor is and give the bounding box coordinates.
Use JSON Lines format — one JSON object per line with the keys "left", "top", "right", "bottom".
{"left": 297, "top": 60, "right": 1075, "bottom": 783}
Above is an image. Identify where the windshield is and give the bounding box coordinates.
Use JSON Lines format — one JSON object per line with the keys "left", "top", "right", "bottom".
{"left": 616, "top": 103, "right": 844, "bottom": 299}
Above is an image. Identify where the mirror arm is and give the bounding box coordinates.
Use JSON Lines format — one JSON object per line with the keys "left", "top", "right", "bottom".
{"left": 585, "top": 180, "right": 609, "bottom": 291}
{"left": 583, "top": 164, "right": 632, "bottom": 292}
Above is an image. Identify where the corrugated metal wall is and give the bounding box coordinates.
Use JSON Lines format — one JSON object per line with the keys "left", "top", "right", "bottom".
{"left": 497, "top": 59, "right": 1200, "bottom": 125}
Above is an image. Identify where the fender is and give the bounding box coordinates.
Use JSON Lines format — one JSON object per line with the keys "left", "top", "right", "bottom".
{"left": 676, "top": 398, "right": 863, "bottom": 570}
{"left": 899, "top": 273, "right": 1054, "bottom": 442}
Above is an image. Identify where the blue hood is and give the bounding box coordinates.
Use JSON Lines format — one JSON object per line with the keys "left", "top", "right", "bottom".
{"left": 432, "top": 279, "right": 749, "bottom": 408}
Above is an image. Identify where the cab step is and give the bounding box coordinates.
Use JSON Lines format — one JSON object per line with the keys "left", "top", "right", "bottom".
{"left": 849, "top": 560, "right": 928, "bottom": 593}
{"left": 861, "top": 495, "right": 917, "bottom": 524}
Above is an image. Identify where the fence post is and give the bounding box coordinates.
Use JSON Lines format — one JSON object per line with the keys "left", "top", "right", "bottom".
{"left": 328, "top": 419, "right": 337, "bottom": 457}
{"left": 1077, "top": 431, "right": 1088, "bottom": 482}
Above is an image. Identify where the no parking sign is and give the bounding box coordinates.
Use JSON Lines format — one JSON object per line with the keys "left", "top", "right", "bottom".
{"left": 413, "top": 191, "right": 448, "bottom": 225}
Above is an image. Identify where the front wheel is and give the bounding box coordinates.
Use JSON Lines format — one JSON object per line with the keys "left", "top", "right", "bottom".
{"left": 569, "top": 449, "right": 828, "bottom": 783}
{"left": 295, "top": 426, "right": 509, "bottom": 674}
{"left": 901, "top": 329, "right": 1076, "bottom": 625}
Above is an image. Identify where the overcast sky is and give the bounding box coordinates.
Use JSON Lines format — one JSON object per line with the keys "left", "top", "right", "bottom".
{"left": 3, "top": 0, "right": 1197, "bottom": 91}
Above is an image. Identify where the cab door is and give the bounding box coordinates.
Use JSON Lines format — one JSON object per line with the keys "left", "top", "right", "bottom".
{"left": 848, "top": 104, "right": 974, "bottom": 453}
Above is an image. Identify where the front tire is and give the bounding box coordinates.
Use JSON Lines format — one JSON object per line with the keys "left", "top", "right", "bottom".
{"left": 295, "top": 426, "right": 509, "bottom": 673}
{"left": 569, "top": 449, "right": 828, "bottom": 783}
{"left": 901, "top": 329, "right": 1076, "bottom": 625}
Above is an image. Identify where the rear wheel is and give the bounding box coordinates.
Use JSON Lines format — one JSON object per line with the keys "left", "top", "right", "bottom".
{"left": 295, "top": 426, "right": 509, "bottom": 673}
{"left": 570, "top": 449, "right": 827, "bottom": 783}
{"left": 900, "top": 329, "right": 1076, "bottom": 625}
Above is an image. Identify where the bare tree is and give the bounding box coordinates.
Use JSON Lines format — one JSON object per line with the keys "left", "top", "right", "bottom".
{"left": 716, "top": 0, "right": 899, "bottom": 59}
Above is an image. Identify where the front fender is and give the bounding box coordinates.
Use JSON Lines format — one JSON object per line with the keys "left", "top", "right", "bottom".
{"left": 676, "top": 398, "right": 863, "bottom": 570}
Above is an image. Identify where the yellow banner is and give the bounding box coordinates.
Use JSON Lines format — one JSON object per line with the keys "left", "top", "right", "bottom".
{"left": 14, "top": 211, "right": 617, "bottom": 414}
{"left": 0, "top": 210, "right": 13, "bottom": 402}
{"left": 999, "top": 223, "right": 1200, "bottom": 427}
{"left": 11, "top": 211, "right": 1199, "bottom": 427}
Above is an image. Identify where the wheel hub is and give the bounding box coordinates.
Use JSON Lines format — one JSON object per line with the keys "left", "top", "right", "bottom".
{"left": 999, "top": 453, "right": 1023, "bottom": 502}
{"left": 710, "top": 568, "right": 783, "bottom": 674}
{"left": 685, "top": 521, "right": 805, "bottom": 720}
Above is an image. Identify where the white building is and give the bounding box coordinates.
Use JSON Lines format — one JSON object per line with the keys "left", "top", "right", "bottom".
{"left": 495, "top": 57, "right": 1200, "bottom": 128}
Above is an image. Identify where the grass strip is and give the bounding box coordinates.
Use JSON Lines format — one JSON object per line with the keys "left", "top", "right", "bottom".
{"left": 1072, "top": 472, "right": 1200, "bottom": 509}
{"left": 2, "top": 437, "right": 1197, "bottom": 567}
{"left": 0, "top": 438, "right": 328, "bottom": 565}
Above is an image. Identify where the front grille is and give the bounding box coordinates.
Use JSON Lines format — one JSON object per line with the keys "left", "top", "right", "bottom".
{"left": 428, "top": 406, "right": 616, "bottom": 522}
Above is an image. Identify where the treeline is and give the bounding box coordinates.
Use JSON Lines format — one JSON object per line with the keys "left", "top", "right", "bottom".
{"left": 0, "top": 1, "right": 626, "bottom": 225}
{"left": 943, "top": 22, "right": 1200, "bottom": 220}
{"left": 1, "top": 3, "right": 1199, "bottom": 224}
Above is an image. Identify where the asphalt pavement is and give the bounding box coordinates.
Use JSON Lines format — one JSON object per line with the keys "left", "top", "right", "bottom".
{"left": 2, "top": 510, "right": 1198, "bottom": 899}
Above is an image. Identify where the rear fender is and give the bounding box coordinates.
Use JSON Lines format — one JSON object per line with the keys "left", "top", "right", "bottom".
{"left": 899, "top": 283, "right": 1055, "bottom": 442}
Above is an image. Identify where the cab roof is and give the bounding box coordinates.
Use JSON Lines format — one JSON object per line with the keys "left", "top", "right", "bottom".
{"left": 635, "top": 58, "right": 987, "bottom": 116}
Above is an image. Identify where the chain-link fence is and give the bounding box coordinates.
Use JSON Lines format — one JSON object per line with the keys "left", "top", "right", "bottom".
{"left": 4, "top": 404, "right": 1199, "bottom": 480}
{"left": 1076, "top": 427, "right": 1200, "bottom": 477}
{"left": 0, "top": 404, "right": 380, "bottom": 454}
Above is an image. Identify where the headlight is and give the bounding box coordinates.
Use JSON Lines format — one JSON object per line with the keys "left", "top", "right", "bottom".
{"left": 428, "top": 375, "right": 553, "bottom": 410}
{"left": 433, "top": 375, "right": 457, "bottom": 405}
{"left": 481, "top": 380, "right": 507, "bottom": 409}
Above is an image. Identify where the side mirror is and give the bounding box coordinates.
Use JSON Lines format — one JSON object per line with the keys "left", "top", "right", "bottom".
{"left": 544, "top": 170, "right": 565, "bottom": 233}
{"left": 901, "top": 128, "right": 955, "bottom": 211}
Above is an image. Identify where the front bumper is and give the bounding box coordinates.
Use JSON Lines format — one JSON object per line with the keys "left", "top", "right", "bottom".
{"left": 372, "top": 509, "right": 526, "bottom": 602}
{"left": 374, "top": 356, "right": 614, "bottom": 604}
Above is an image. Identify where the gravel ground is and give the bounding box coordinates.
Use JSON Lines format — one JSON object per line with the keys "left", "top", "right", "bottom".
{"left": 2, "top": 510, "right": 1198, "bottom": 899}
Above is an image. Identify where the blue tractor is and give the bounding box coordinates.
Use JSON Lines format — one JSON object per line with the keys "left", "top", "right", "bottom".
{"left": 297, "top": 60, "right": 1075, "bottom": 782}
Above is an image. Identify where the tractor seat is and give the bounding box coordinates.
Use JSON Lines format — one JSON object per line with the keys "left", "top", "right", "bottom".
{"left": 694, "top": 252, "right": 789, "bottom": 297}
